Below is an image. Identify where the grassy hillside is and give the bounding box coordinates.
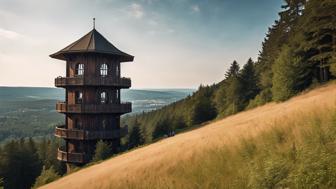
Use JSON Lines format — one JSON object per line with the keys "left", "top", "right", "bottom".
{"left": 41, "top": 82, "right": 336, "bottom": 189}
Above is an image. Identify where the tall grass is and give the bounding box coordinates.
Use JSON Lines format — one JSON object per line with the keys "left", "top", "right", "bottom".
{"left": 111, "top": 106, "right": 336, "bottom": 189}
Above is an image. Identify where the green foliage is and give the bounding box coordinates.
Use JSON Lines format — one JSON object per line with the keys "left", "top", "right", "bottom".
{"left": 33, "top": 166, "right": 60, "bottom": 188}
{"left": 225, "top": 60, "right": 240, "bottom": 79}
{"left": 171, "top": 116, "right": 187, "bottom": 131}
{"left": 247, "top": 89, "right": 272, "bottom": 109}
{"left": 0, "top": 139, "right": 42, "bottom": 189}
{"left": 37, "top": 138, "right": 65, "bottom": 174}
{"left": 272, "top": 45, "right": 310, "bottom": 101}
{"left": 128, "top": 120, "right": 145, "bottom": 148}
{"left": 0, "top": 99, "right": 63, "bottom": 143}
{"left": 240, "top": 58, "right": 259, "bottom": 104}
{"left": 0, "top": 178, "right": 3, "bottom": 189}
{"left": 190, "top": 95, "right": 217, "bottom": 125}
{"left": 93, "top": 140, "right": 113, "bottom": 162}
{"left": 152, "top": 118, "right": 171, "bottom": 139}
{"left": 214, "top": 61, "right": 243, "bottom": 116}
{"left": 330, "top": 56, "right": 336, "bottom": 77}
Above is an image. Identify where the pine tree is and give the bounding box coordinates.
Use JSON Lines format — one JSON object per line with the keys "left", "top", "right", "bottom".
{"left": 296, "top": 0, "right": 336, "bottom": 81}
{"left": 92, "top": 140, "right": 112, "bottom": 162}
{"left": 128, "top": 120, "right": 145, "bottom": 149}
{"left": 272, "top": 45, "right": 310, "bottom": 101}
{"left": 171, "top": 116, "right": 187, "bottom": 130}
{"left": 1, "top": 139, "right": 42, "bottom": 189}
{"left": 239, "top": 58, "right": 259, "bottom": 105}
{"left": 190, "top": 95, "right": 217, "bottom": 125}
{"left": 152, "top": 118, "right": 171, "bottom": 140}
{"left": 255, "top": 0, "right": 305, "bottom": 95}
{"left": 223, "top": 76, "right": 242, "bottom": 115}
{"left": 225, "top": 61, "right": 240, "bottom": 79}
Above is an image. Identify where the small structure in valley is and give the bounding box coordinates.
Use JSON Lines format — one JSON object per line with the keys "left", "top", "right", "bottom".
{"left": 50, "top": 20, "right": 133, "bottom": 168}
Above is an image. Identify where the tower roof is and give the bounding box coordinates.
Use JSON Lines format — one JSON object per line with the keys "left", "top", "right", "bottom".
{"left": 50, "top": 29, "right": 134, "bottom": 62}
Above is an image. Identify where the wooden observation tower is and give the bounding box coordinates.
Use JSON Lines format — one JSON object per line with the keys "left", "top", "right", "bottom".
{"left": 51, "top": 20, "right": 133, "bottom": 166}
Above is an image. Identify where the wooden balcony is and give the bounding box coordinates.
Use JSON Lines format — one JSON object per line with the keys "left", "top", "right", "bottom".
{"left": 56, "top": 102, "right": 132, "bottom": 114}
{"left": 55, "top": 125, "right": 128, "bottom": 140}
{"left": 55, "top": 76, "right": 131, "bottom": 88}
{"left": 57, "top": 147, "right": 88, "bottom": 164}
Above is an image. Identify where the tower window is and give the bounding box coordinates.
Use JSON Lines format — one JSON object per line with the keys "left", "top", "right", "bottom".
{"left": 100, "top": 63, "right": 108, "bottom": 77}
{"left": 100, "top": 91, "right": 108, "bottom": 104}
{"left": 76, "top": 63, "right": 84, "bottom": 76}
{"left": 74, "top": 119, "right": 82, "bottom": 129}
{"left": 116, "top": 65, "right": 119, "bottom": 77}
{"left": 75, "top": 91, "right": 83, "bottom": 104}
{"left": 102, "top": 119, "right": 107, "bottom": 129}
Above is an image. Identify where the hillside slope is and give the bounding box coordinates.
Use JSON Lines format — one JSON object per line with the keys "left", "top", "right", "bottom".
{"left": 41, "top": 83, "right": 336, "bottom": 189}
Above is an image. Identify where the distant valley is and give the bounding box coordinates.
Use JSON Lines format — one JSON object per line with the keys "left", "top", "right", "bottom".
{"left": 0, "top": 87, "right": 194, "bottom": 143}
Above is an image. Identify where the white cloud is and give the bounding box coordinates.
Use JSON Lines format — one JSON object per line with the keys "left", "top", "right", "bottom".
{"left": 148, "top": 19, "right": 158, "bottom": 26}
{"left": 129, "top": 3, "right": 144, "bottom": 19}
{"left": 0, "top": 28, "right": 23, "bottom": 40}
{"left": 147, "top": 28, "right": 175, "bottom": 36}
{"left": 191, "top": 4, "right": 200, "bottom": 13}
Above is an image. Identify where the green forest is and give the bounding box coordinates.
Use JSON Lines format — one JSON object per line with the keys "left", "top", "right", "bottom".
{"left": 0, "top": 0, "right": 336, "bottom": 188}
{"left": 123, "top": 0, "right": 336, "bottom": 147}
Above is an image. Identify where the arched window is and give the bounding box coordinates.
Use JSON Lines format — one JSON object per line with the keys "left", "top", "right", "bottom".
{"left": 75, "top": 91, "right": 83, "bottom": 104}
{"left": 102, "top": 119, "right": 107, "bottom": 129}
{"left": 100, "top": 91, "right": 108, "bottom": 104}
{"left": 76, "top": 63, "right": 84, "bottom": 76}
{"left": 100, "top": 63, "right": 108, "bottom": 77}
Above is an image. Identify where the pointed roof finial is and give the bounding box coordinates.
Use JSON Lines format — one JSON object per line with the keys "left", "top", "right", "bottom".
{"left": 93, "top": 18, "right": 96, "bottom": 29}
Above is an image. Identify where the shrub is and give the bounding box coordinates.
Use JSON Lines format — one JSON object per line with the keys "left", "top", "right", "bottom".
{"left": 33, "top": 166, "right": 60, "bottom": 188}
{"left": 92, "top": 140, "right": 113, "bottom": 162}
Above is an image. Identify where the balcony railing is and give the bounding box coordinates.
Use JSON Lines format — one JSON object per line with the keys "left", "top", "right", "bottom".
{"left": 55, "top": 125, "right": 128, "bottom": 140}
{"left": 55, "top": 76, "right": 131, "bottom": 88}
{"left": 57, "top": 147, "right": 88, "bottom": 164}
{"left": 56, "top": 102, "right": 132, "bottom": 114}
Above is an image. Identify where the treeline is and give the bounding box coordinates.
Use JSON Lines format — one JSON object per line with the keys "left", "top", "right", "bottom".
{"left": 122, "top": 0, "right": 336, "bottom": 147}
{"left": 0, "top": 138, "right": 65, "bottom": 189}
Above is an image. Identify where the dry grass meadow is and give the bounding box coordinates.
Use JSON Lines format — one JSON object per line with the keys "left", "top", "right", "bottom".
{"left": 41, "top": 83, "right": 336, "bottom": 189}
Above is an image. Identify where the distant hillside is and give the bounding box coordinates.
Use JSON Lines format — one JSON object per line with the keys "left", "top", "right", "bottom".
{"left": 0, "top": 87, "right": 193, "bottom": 143}
{"left": 41, "top": 81, "right": 336, "bottom": 189}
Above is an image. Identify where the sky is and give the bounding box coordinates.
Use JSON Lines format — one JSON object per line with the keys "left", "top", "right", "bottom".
{"left": 0, "top": 0, "right": 283, "bottom": 89}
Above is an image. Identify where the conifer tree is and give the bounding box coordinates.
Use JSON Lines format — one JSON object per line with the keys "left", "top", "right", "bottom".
{"left": 272, "top": 45, "right": 310, "bottom": 101}
{"left": 239, "top": 58, "right": 259, "bottom": 104}
{"left": 128, "top": 119, "right": 145, "bottom": 149}
{"left": 92, "top": 140, "right": 113, "bottom": 162}
{"left": 152, "top": 118, "right": 171, "bottom": 139}
{"left": 1, "top": 139, "right": 42, "bottom": 189}
{"left": 225, "top": 61, "right": 240, "bottom": 79}
{"left": 190, "top": 95, "right": 217, "bottom": 125}
{"left": 296, "top": 0, "right": 336, "bottom": 81}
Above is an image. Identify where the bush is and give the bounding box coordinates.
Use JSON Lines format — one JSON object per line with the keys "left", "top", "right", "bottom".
{"left": 330, "top": 56, "right": 336, "bottom": 77}
{"left": 246, "top": 89, "right": 272, "bottom": 109}
{"left": 33, "top": 166, "right": 60, "bottom": 188}
{"left": 92, "top": 140, "right": 113, "bottom": 162}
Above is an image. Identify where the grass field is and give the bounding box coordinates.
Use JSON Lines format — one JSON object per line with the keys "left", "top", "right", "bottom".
{"left": 41, "top": 83, "right": 336, "bottom": 189}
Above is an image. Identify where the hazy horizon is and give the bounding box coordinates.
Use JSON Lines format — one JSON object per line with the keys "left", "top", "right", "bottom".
{"left": 0, "top": 0, "right": 282, "bottom": 88}
{"left": 0, "top": 85, "right": 196, "bottom": 90}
